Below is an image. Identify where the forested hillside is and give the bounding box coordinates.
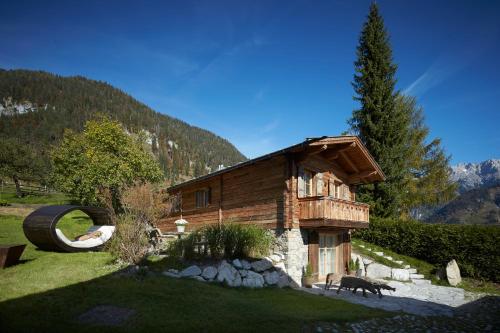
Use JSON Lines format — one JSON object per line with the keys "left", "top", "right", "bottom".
{"left": 0, "top": 69, "right": 246, "bottom": 183}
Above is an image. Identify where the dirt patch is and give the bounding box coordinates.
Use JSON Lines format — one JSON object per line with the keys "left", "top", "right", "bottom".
{"left": 0, "top": 207, "right": 35, "bottom": 217}
{"left": 77, "top": 305, "right": 136, "bottom": 327}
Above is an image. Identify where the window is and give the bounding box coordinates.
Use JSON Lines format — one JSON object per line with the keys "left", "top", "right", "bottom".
{"left": 195, "top": 188, "right": 210, "bottom": 208}
{"left": 304, "top": 170, "right": 313, "bottom": 197}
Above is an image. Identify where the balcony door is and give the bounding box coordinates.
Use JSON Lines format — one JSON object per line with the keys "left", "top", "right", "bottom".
{"left": 318, "top": 234, "right": 338, "bottom": 276}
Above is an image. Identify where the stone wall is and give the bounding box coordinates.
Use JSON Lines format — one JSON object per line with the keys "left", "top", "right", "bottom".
{"left": 274, "top": 227, "right": 309, "bottom": 287}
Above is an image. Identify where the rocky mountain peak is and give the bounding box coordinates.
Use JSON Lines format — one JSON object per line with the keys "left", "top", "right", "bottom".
{"left": 451, "top": 159, "right": 500, "bottom": 193}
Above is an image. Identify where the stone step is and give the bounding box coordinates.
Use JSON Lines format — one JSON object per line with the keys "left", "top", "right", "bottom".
{"left": 408, "top": 268, "right": 417, "bottom": 274}
{"left": 374, "top": 251, "right": 384, "bottom": 256}
{"left": 410, "top": 273, "right": 425, "bottom": 279}
{"left": 394, "top": 260, "right": 404, "bottom": 265}
{"left": 412, "top": 279, "right": 432, "bottom": 285}
{"left": 384, "top": 256, "right": 393, "bottom": 261}
{"left": 404, "top": 265, "right": 411, "bottom": 269}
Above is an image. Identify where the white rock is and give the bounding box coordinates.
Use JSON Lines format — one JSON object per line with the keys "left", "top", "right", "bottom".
{"left": 394, "top": 260, "right": 404, "bottom": 265}
{"left": 410, "top": 274, "right": 425, "bottom": 279}
{"left": 391, "top": 268, "right": 410, "bottom": 281}
{"left": 362, "top": 258, "right": 373, "bottom": 265}
{"left": 384, "top": 256, "right": 393, "bottom": 261}
{"left": 273, "top": 252, "right": 285, "bottom": 261}
{"left": 359, "top": 244, "right": 365, "bottom": 248}
{"left": 446, "top": 259, "right": 462, "bottom": 286}
{"left": 180, "top": 265, "right": 202, "bottom": 277}
{"left": 269, "top": 254, "right": 282, "bottom": 263}
{"left": 263, "top": 271, "right": 280, "bottom": 285}
{"left": 240, "top": 259, "right": 252, "bottom": 270}
{"left": 239, "top": 269, "right": 248, "bottom": 278}
{"left": 217, "top": 262, "right": 242, "bottom": 287}
{"left": 201, "top": 266, "right": 218, "bottom": 280}
{"left": 404, "top": 265, "right": 411, "bottom": 269}
{"left": 162, "top": 271, "right": 180, "bottom": 278}
{"left": 251, "top": 258, "right": 273, "bottom": 272}
{"left": 191, "top": 276, "right": 206, "bottom": 282}
{"left": 366, "top": 263, "right": 392, "bottom": 279}
{"left": 167, "top": 268, "right": 179, "bottom": 274}
{"left": 374, "top": 251, "right": 384, "bottom": 256}
{"left": 273, "top": 261, "right": 287, "bottom": 274}
{"left": 232, "top": 259, "right": 243, "bottom": 269}
{"left": 408, "top": 268, "right": 417, "bottom": 274}
{"left": 242, "top": 271, "right": 264, "bottom": 288}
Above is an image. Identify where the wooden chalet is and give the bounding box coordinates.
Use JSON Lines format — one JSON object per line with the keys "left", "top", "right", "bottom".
{"left": 158, "top": 136, "right": 385, "bottom": 284}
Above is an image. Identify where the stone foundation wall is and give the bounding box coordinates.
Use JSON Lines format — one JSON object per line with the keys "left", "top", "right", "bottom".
{"left": 273, "top": 227, "right": 309, "bottom": 287}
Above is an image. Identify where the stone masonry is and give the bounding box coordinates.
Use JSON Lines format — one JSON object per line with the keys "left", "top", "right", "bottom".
{"left": 274, "top": 227, "right": 308, "bottom": 287}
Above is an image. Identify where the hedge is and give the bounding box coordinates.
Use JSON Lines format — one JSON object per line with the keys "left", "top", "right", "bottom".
{"left": 354, "top": 217, "right": 500, "bottom": 282}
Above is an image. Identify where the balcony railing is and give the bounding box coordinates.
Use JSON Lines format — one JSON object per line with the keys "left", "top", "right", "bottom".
{"left": 298, "top": 196, "right": 369, "bottom": 223}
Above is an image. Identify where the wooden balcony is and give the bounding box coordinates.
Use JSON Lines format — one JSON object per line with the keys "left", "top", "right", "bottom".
{"left": 298, "top": 196, "right": 370, "bottom": 228}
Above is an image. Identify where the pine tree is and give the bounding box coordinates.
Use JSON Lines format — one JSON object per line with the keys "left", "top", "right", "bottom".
{"left": 349, "top": 3, "right": 409, "bottom": 217}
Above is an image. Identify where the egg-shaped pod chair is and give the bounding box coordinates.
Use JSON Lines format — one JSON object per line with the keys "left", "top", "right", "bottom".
{"left": 23, "top": 205, "right": 115, "bottom": 252}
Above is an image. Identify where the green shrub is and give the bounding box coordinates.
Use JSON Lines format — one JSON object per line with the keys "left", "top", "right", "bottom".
{"left": 0, "top": 199, "right": 10, "bottom": 206}
{"left": 354, "top": 217, "right": 500, "bottom": 281}
{"left": 166, "top": 223, "right": 273, "bottom": 260}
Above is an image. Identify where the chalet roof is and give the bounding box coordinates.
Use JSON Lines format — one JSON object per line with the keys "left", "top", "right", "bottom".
{"left": 168, "top": 136, "right": 385, "bottom": 191}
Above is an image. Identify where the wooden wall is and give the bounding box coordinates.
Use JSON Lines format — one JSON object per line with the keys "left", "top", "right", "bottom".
{"left": 157, "top": 156, "right": 288, "bottom": 232}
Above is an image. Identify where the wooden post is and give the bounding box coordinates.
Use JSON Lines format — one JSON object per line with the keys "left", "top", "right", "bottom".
{"left": 218, "top": 175, "right": 223, "bottom": 225}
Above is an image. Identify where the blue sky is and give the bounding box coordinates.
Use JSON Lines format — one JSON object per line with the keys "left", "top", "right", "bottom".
{"left": 1, "top": 0, "right": 499, "bottom": 164}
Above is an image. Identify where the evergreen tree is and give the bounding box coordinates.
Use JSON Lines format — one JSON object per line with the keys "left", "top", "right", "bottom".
{"left": 349, "top": 2, "right": 408, "bottom": 217}
{"left": 397, "top": 95, "right": 457, "bottom": 218}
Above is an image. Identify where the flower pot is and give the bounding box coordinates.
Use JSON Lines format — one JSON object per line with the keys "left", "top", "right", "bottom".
{"left": 302, "top": 276, "right": 314, "bottom": 288}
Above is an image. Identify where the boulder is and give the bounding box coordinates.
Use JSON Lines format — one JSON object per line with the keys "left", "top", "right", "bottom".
{"left": 232, "top": 259, "right": 243, "bottom": 269}
{"left": 277, "top": 274, "right": 289, "bottom": 288}
{"left": 162, "top": 271, "right": 180, "bottom": 278}
{"left": 391, "top": 268, "right": 410, "bottom": 281}
{"left": 251, "top": 258, "right": 273, "bottom": 272}
{"left": 366, "top": 263, "right": 391, "bottom": 279}
{"left": 242, "top": 271, "right": 264, "bottom": 288}
{"left": 201, "top": 266, "right": 218, "bottom": 280}
{"left": 273, "top": 252, "right": 285, "bottom": 261}
{"left": 191, "top": 276, "right": 206, "bottom": 282}
{"left": 269, "top": 254, "right": 282, "bottom": 263}
{"left": 446, "top": 259, "right": 462, "bottom": 286}
{"left": 239, "top": 269, "right": 248, "bottom": 278}
{"left": 180, "top": 265, "right": 201, "bottom": 277}
{"left": 217, "top": 262, "right": 242, "bottom": 287}
{"left": 263, "top": 271, "right": 280, "bottom": 285}
{"left": 240, "top": 259, "right": 252, "bottom": 270}
{"left": 273, "top": 261, "right": 287, "bottom": 274}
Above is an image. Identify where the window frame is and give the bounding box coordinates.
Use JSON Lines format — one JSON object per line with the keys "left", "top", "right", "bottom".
{"left": 195, "top": 188, "right": 210, "bottom": 208}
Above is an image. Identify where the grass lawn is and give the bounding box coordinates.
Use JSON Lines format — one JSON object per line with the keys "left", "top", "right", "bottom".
{"left": 0, "top": 187, "right": 71, "bottom": 205}
{"left": 0, "top": 214, "right": 389, "bottom": 333}
{"left": 352, "top": 238, "right": 500, "bottom": 295}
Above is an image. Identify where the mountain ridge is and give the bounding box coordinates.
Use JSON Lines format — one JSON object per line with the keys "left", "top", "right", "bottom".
{"left": 0, "top": 69, "right": 246, "bottom": 182}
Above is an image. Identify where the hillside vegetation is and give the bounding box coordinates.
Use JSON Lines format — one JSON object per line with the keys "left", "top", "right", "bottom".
{"left": 0, "top": 69, "right": 246, "bottom": 183}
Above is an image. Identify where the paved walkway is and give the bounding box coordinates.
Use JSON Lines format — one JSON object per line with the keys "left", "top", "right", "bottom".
{"left": 301, "top": 279, "right": 483, "bottom": 317}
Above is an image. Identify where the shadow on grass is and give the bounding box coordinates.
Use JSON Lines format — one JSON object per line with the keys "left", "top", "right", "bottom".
{"left": 0, "top": 254, "right": 391, "bottom": 333}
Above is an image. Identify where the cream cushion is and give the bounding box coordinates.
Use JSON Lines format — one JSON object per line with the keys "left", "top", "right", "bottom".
{"left": 55, "top": 225, "right": 115, "bottom": 248}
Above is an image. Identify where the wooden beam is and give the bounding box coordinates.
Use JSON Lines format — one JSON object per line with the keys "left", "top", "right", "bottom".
{"left": 348, "top": 170, "right": 377, "bottom": 183}
{"left": 338, "top": 142, "right": 356, "bottom": 153}
{"left": 340, "top": 151, "right": 359, "bottom": 173}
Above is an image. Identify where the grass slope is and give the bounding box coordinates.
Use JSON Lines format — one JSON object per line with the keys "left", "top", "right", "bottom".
{"left": 0, "top": 214, "right": 388, "bottom": 332}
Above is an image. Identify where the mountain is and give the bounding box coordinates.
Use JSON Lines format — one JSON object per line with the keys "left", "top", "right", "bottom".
{"left": 450, "top": 159, "right": 500, "bottom": 193}
{"left": 0, "top": 69, "right": 246, "bottom": 183}
{"left": 425, "top": 159, "right": 500, "bottom": 225}
{"left": 426, "top": 184, "right": 499, "bottom": 225}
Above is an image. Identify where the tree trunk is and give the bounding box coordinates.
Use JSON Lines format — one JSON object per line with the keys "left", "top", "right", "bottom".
{"left": 12, "top": 175, "right": 22, "bottom": 198}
